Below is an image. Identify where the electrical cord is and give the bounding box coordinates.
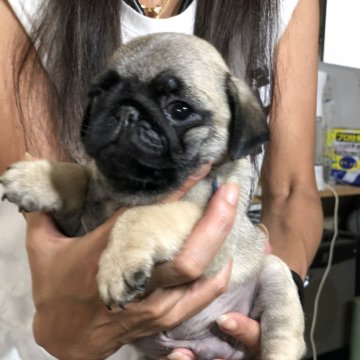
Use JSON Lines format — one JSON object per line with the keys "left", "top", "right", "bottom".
{"left": 309, "top": 184, "right": 339, "bottom": 360}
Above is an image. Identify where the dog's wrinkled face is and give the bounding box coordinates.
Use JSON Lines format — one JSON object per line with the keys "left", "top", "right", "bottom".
{"left": 81, "top": 33, "right": 269, "bottom": 195}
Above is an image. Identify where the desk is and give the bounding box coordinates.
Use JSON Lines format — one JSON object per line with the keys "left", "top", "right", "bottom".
{"left": 304, "top": 185, "right": 360, "bottom": 359}
{"left": 319, "top": 185, "right": 360, "bottom": 198}
{"left": 319, "top": 185, "right": 360, "bottom": 227}
{"left": 253, "top": 185, "right": 360, "bottom": 203}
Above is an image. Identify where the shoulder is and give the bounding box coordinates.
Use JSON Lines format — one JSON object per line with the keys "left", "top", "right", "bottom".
{"left": 0, "top": 1, "right": 29, "bottom": 172}
{"left": 6, "top": 0, "right": 43, "bottom": 35}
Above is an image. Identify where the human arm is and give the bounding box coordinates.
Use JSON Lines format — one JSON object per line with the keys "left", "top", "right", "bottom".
{"left": 0, "top": 0, "right": 60, "bottom": 172}
{"left": 0, "top": 0, "right": 26, "bottom": 171}
{"left": 261, "top": 0, "right": 323, "bottom": 279}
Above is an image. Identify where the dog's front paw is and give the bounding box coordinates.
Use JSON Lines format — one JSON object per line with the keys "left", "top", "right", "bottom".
{"left": 97, "top": 244, "right": 153, "bottom": 307}
{"left": 0, "top": 160, "right": 62, "bottom": 213}
{"left": 96, "top": 202, "right": 195, "bottom": 308}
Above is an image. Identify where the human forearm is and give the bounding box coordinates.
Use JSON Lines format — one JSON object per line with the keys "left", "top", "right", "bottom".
{"left": 0, "top": 1, "right": 26, "bottom": 173}
{"left": 261, "top": 187, "right": 323, "bottom": 279}
{"left": 258, "top": 0, "right": 321, "bottom": 280}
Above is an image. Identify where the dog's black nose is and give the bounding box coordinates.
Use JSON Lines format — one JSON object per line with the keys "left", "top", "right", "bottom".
{"left": 117, "top": 105, "right": 139, "bottom": 127}
{"left": 116, "top": 105, "right": 167, "bottom": 158}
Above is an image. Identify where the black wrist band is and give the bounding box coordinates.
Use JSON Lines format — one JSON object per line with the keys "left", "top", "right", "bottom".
{"left": 290, "top": 270, "right": 305, "bottom": 305}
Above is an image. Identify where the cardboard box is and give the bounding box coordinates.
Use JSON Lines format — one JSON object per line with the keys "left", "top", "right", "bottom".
{"left": 327, "top": 128, "right": 360, "bottom": 186}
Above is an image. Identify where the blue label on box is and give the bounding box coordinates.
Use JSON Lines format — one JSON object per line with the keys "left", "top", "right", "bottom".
{"left": 339, "top": 156, "right": 356, "bottom": 169}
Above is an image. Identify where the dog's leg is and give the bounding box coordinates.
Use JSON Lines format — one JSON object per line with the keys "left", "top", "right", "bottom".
{"left": 0, "top": 160, "right": 88, "bottom": 234}
{"left": 250, "top": 255, "right": 306, "bottom": 360}
{"left": 97, "top": 201, "right": 203, "bottom": 306}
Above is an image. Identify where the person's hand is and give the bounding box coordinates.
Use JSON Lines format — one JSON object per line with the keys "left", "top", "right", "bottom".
{"left": 164, "top": 314, "right": 261, "bottom": 360}
{"left": 25, "top": 164, "right": 240, "bottom": 360}
{"left": 166, "top": 225, "right": 272, "bottom": 360}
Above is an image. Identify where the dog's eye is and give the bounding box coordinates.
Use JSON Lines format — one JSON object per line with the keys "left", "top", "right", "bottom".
{"left": 167, "top": 102, "right": 193, "bottom": 121}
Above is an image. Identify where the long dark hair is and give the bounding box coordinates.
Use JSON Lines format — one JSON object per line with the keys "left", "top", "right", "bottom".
{"left": 14, "top": 0, "right": 279, "bottom": 162}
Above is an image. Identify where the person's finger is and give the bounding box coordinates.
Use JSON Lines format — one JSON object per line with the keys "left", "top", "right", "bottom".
{"left": 148, "top": 183, "right": 239, "bottom": 289}
{"left": 216, "top": 312, "right": 261, "bottom": 353}
{"left": 114, "top": 259, "right": 232, "bottom": 344}
{"left": 105, "top": 286, "right": 190, "bottom": 343}
{"left": 25, "top": 211, "right": 69, "bottom": 254}
{"left": 25, "top": 211, "right": 63, "bottom": 237}
{"left": 24, "top": 151, "right": 36, "bottom": 160}
{"left": 164, "top": 164, "right": 211, "bottom": 202}
{"left": 24, "top": 212, "right": 72, "bottom": 283}
{"left": 157, "top": 262, "right": 232, "bottom": 360}
{"left": 164, "top": 259, "right": 232, "bottom": 328}
{"left": 163, "top": 348, "right": 196, "bottom": 360}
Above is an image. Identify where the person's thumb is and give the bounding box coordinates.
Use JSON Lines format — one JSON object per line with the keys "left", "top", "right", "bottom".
{"left": 25, "top": 211, "right": 65, "bottom": 239}
{"left": 216, "top": 312, "right": 261, "bottom": 353}
{"left": 25, "top": 211, "right": 70, "bottom": 267}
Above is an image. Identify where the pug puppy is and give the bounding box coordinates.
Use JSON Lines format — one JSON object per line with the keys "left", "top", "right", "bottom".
{"left": 0, "top": 33, "right": 305, "bottom": 359}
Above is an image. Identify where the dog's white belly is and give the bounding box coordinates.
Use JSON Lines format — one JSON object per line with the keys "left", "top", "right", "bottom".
{"left": 134, "top": 280, "right": 258, "bottom": 359}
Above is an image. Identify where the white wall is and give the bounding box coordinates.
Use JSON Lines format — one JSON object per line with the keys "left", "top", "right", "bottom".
{"left": 323, "top": 0, "right": 360, "bottom": 69}
{"left": 319, "top": 61, "right": 360, "bottom": 129}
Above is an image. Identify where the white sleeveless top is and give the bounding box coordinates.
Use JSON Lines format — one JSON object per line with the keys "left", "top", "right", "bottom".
{"left": 1, "top": 1, "right": 299, "bottom": 359}
{"left": 8, "top": 0, "right": 298, "bottom": 45}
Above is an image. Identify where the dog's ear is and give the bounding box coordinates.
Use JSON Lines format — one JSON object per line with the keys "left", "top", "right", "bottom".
{"left": 80, "top": 103, "right": 93, "bottom": 140}
{"left": 226, "top": 75, "right": 269, "bottom": 160}
{"left": 80, "top": 70, "right": 122, "bottom": 140}
{"left": 89, "top": 69, "right": 122, "bottom": 97}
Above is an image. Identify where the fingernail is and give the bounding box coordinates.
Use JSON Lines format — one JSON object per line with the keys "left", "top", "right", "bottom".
{"left": 24, "top": 152, "right": 33, "bottom": 160}
{"left": 217, "top": 314, "right": 238, "bottom": 331}
{"left": 223, "top": 183, "right": 239, "bottom": 206}
{"left": 167, "top": 352, "right": 192, "bottom": 360}
{"left": 189, "top": 164, "right": 211, "bottom": 180}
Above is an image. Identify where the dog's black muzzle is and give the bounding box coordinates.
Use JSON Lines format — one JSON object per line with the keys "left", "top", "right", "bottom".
{"left": 82, "top": 83, "right": 189, "bottom": 193}
{"left": 113, "top": 100, "right": 182, "bottom": 169}
{"left": 81, "top": 73, "right": 203, "bottom": 194}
